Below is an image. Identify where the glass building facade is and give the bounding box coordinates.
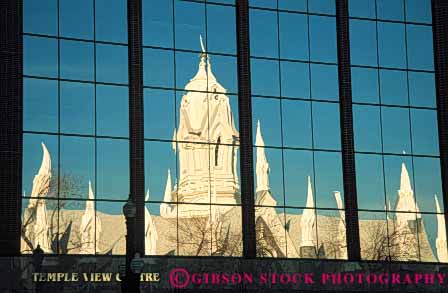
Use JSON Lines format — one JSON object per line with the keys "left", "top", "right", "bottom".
{"left": 2, "top": 0, "right": 447, "bottom": 266}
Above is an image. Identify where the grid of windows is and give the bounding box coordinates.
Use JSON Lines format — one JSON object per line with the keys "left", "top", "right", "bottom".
{"left": 22, "top": 0, "right": 129, "bottom": 255}
{"left": 349, "top": 0, "right": 444, "bottom": 262}
{"left": 249, "top": 0, "right": 346, "bottom": 259}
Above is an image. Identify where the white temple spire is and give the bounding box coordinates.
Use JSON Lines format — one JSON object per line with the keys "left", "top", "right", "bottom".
{"left": 145, "top": 190, "right": 158, "bottom": 255}
{"left": 256, "top": 120, "right": 270, "bottom": 193}
{"left": 396, "top": 162, "right": 420, "bottom": 216}
{"left": 199, "top": 34, "right": 206, "bottom": 53}
{"left": 400, "top": 163, "right": 412, "bottom": 192}
{"left": 160, "top": 169, "right": 175, "bottom": 217}
{"left": 300, "top": 176, "right": 316, "bottom": 248}
{"left": 80, "top": 181, "right": 101, "bottom": 254}
{"left": 435, "top": 194, "right": 448, "bottom": 262}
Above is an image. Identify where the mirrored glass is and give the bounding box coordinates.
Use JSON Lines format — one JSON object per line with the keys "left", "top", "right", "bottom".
{"left": 207, "top": 4, "right": 236, "bottom": 54}
{"left": 359, "top": 211, "right": 389, "bottom": 260}
{"left": 383, "top": 155, "right": 414, "bottom": 211}
{"left": 251, "top": 58, "right": 280, "bottom": 97}
{"left": 381, "top": 107, "right": 411, "bottom": 154}
{"left": 143, "top": 0, "right": 173, "bottom": 47}
{"left": 411, "top": 109, "right": 439, "bottom": 156}
{"left": 377, "top": 0, "right": 404, "bottom": 21}
{"left": 312, "top": 102, "right": 341, "bottom": 150}
{"left": 23, "top": 78, "right": 58, "bottom": 133}
{"left": 314, "top": 151, "right": 343, "bottom": 209}
{"left": 356, "top": 154, "right": 385, "bottom": 211}
{"left": 252, "top": 97, "right": 282, "bottom": 147}
{"left": 378, "top": 22, "right": 406, "bottom": 69}
{"left": 95, "top": 0, "right": 127, "bottom": 43}
{"left": 256, "top": 207, "right": 287, "bottom": 257}
{"left": 24, "top": 0, "right": 57, "bottom": 36}
{"left": 349, "top": 19, "right": 377, "bottom": 67}
{"left": 96, "top": 85, "right": 129, "bottom": 137}
{"left": 144, "top": 48, "right": 174, "bottom": 88}
{"left": 207, "top": 54, "right": 238, "bottom": 94}
{"left": 406, "top": 0, "right": 432, "bottom": 24}
{"left": 281, "top": 61, "right": 310, "bottom": 99}
{"left": 60, "top": 81, "right": 94, "bottom": 135}
{"left": 316, "top": 209, "right": 347, "bottom": 259}
{"left": 409, "top": 72, "right": 436, "bottom": 108}
{"left": 96, "top": 201, "right": 126, "bottom": 254}
{"left": 254, "top": 147, "right": 284, "bottom": 206}
{"left": 388, "top": 212, "right": 420, "bottom": 261}
{"left": 282, "top": 99, "right": 312, "bottom": 149}
{"left": 419, "top": 213, "right": 440, "bottom": 262}
{"left": 144, "top": 89, "right": 175, "bottom": 140}
{"left": 279, "top": 12, "right": 308, "bottom": 61}
{"left": 24, "top": 36, "right": 58, "bottom": 78}
{"left": 309, "top": 16, "right": 337, "bottom": 63}
{"left": 414, "top": 157, "right": 443, "bottom": 214}
{"left": 348, "top": 0, "right": 376, "bottom": 19}
{"left": 351, "top": 67, "right": 379, "bottom": 104}
{"left": 310, "top": 64, "right": 339, "bottom": 101}
{"left": 250, "top": 9, "right": 278, "bottom": 58}
{"left": 353, "top": 105, "right": 382, "bottom": 153}
{"left": 283, "top": 150, "right": 314, "bottom": 207}
{"left": 249, "top": 0, "right": 276, "bottom": 9}
{"left": 278, "top": 0, "right": 307, "bottom": 12}
{"left": 309, "top": 0, "right": 335, "bottom": 15}
{"left": 406, "top": 25, "right": 434, "bottom": 71}
{"left": 59, "top": 0, "right": 94, "bottom": 39}
{"left": 60, "top": 40, "right": 94, "bottom": 81}
{"left": 174, "top": 0, "right": 206, "bottom": 51}
{"left": 96, "top": 44, "right": 129, "bottom": 84}
{"left": 380, "top": 69, "right": 408, "bottom": 106}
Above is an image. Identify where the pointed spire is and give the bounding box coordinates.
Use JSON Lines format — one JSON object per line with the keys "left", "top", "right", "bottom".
{"left": 256, "top": 120, "right": 270, "bottom": 192}
{"left": 163, "top": 169, "right": 172, "bottom": 202}
{"left": 145, "top": 189, "right": 158, "bottom": 255}
{"left": 38, "top": 142, "right": 52, "bottom": 176}
{"left": 145, "top": 189, "right": 150, "bottom": 201}
{"left": 435, "top": 194, "right": 448, "bottom": 262}
{"left": 199, "top": 34, "right": 206, "bottom": 53}
{"left": 172, "top": 128, "right": 177, "bottom": 153}
{"left": 333, "top": 191, "right": 345, "bottom": 218}
{"left": 400, "top": 163, "right": 412, "bottom": 192}
{"left": 86, "top": 180, "right": 95, "bottom": 211}
{"left": 300, "top": 176, "right": 316, "bottom": 248}
{"left": 305, "top": 176, "right": 315, "bottom": 209}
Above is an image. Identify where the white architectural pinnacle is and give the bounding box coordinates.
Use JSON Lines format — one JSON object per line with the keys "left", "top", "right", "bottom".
{"left": 145, "top": 190, "right": 158, "bottom": 255}
{"left": 395, "top": 163, "right": 421, "bottom": 225}
{"left": 334, "top": 191, "right": 347, "bottom": 259}
{"left": 300, "top": 176, "right": 316, "bottom": 248}
{"left": 256, "top": 120, "right": 270, "bottom": 193}
{"left": 160, "top": 169, "right": 175, "bottom": 218}
{"left": 80, "top": 181, "right": 101, "bottom": 254}
{"left": 435, "top": 194, "right": 448, "bottom": 262}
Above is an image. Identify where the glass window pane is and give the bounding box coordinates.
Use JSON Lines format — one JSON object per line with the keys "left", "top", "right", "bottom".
{"left": 377, "top": 0, "right": 404, "bottom": 21}
{"left": 251, "top": 58, "right": 280, "bottom": 97}
{"left": 207, "top": 4, "right": 236, "bottom": 55}
{"left": 314, "top": 151, "right": 343, "bottom": 209}
{"left": 278, "top": 0, "right": 307, "bottom": 12}
{"left": 381, "top": 107, "right": 411, "bottom": 154}
{"left": 419, "top": 213, "right": 439, "bottom": 262}
{"left": 279, "top": 12, "right": 308, "bottom": 61}
{"left": 96, "top": 44, "right": 129, "bottom": 84}
{"left": 174, "top": 1, "right": 206, "bottom": 51}
{"left": 143, "top": 0, "right": 173, "bottom": 47}
{"left": 60, "top": 40, "right": 94, "bottom": 81}
{"left": 406, "top": 25, "right": 434, "bottom": 71}
{"left": 312, "top": 102, "right": 341, "bottom": 150}
{"left": 414, "top": 157, "right": 443, "bottom": 214}
{"left": 252, "top": 97, "right": 282, "bottom": 147}
{"left": 250, "top": 9, "right": 278, "bottom": 58}
{"left": 282, "top": 99, "right": 312, "bottom": 149}
{"left": 411, "top": 109, "right": 439, "bottom": 156}
{"left": 310, "top": 64, "right": 339, "bottom": 101}
{"left": 406, "top": 0, "right": 432, "bottom": 24}
{"left": 24, "top": 36, "right": 58, "bottom": 78}
{"left": 95, "top": 0, "right": 127, "bottom": 43}
{"left": 359, "top": 211, "right": 389, "bottom": 260}
{"left": 254, "top": 148, "right": 284, "bottom": 206}
{"left": 309, "top": 0, "right": 335, "bottom": 15}
{"left": 144, "top": 89, "right": 175, "bottom": 140}
{"left": 316, "top": 209, "right": 347, "bottom": 259}
{"left": 384, "top": 155, "right": 414, "bottom": 211}
{"left": 351, "top": 67, "right": 379, "bottom": 104}
{"left": 409, "top": 72, "right": 436, "bottom": 108}
{"left": 309, "top": 16, "right": 337, "bottom": 63}
{"left": 207, "top": 54, "right": 238, "bottom": 94}
{"left": 378, "top": 22, "right": 406, "bottom": 69}
{"left": 281, "top": 61, "right": 310, "bottom": 99}
{"left": 379, "top": 69, "right": 408, "bottom": 106}
{"left": 353, "top": 105, "right": 382, "bottom": 153}
{"left": 96, "top": 85, "right": 129, "bottom": 137}
{"left": 283, "top": 150, "right": 314, "bottom": 207}
{"left": 59, "top": 0, "right": 94, "bottom": 39}
{"left": 96, "top": 201, "right": 126, "bottom": 254}
{"left": 348, "top": 0, "right": 376, "bottom": 19}
{"left": 356, "top": 154, "right": 385, "bottom": 210}
{"left": 249, "top": 0, "right": 276, "bottom": 9}
{"left": 24, "top": 0, "right": 58, "bottom": 36}
{"left": 60, "top": 82, "right": 94, "bottom": 135}
{"left": 350, "top": 19, "right": 378, "bottom": 67}
{"left": 97, "top": 138, "right": 129, "bottom": 200}
{"left": 23, "top": 78, "right": 58, "bottom": 133}
{"left": 144, "top": 48, "right": 174, "bottom": 88}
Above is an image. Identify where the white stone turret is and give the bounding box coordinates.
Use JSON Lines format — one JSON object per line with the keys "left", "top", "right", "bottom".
{"left": 145, "top": 190, "right": 158, "bottom": 255}
{"left": 334, "top": 191, "right": 347, "bottom": 259}
{"left": 300, "top": 176, "right": 316, "bottom": 248}
{"left": 80, "top": 181, "right": 101, "bottom": 254}
{"left": 160, "top": 169, "right": 175, "bottom": 218}
{"left": 256, "top": 120, "right": 270, "bottom": 193}
{"left": 395, "top": 163, "right": 421, "bottom": 228}
{"left": 435, "top": 194, "right": 448, "bottom": 262}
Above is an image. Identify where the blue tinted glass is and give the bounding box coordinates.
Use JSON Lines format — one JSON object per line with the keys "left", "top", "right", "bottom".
{"left": 378, "top": 22, "right": 406, "bottom": 69}
{"left": 175, "top": 1, "right": 206, "bottom": 51}
{"left": 348, "top": 0, "right": 376, "bottom": 18}
{"left": 207, "top": 55, "right": 237, "bottom": 93}
{"left": 24, "top": 36, "right": 58, "bottom": 78}
{"left": 411, "top": 109, "right": 439, "bottom": 156}
{"left": 383, "top": 155, "right": 413, "bottom": 209}
{"left": 60, "top": 40, "right": 94, "bottom": 81}
{"left": 351, "top": 67, "right": 379, "bottom": 104}
{"left": 250, "top": 9, "right": 278, "bottom": 58}
{"left": 409, "top": 72, "right": 436, "bottom": 108}
{"left": 97, "top": 138, "right": 129, "bottom": 200}
{"left": 407, "top": 25, "right": 434, "bottom": 71}
{"left": 60, "top": 82, "right": 94, "bottom": 135}
{"left": 406, "top": 0, "right": 432, "bottom": 24}
{"left": 59, "top": 0, "right": 94, "bottom": 39}
{"left": 353, "top": 105, "right": 382, "bottom": 152}
{"left": 251, "top": 58, "right": 280, "bottom": 97}
{"left": 254, "top": 147, "right": 284, "bottom": 205}
{"left": 380, "top": 70, "right": 408, "bottom": 106}
{"left": 381, "top": 107, "right": 411, "bottom": 154}
{"left": 414, "top": 157, "right": 443, "bottom": 213}
{"left": 282, "top": 99, "right": 312, "bottom": 148}
{"left": 144, "top": 48, "right": 174, "bottom": 88}
{"left": 24, "top": 0, "right": 57, "bottom": 35}
{"left": 350, "top": 19, "right": 377, "bottom": 67}
{"left": 312, "top": 102, "right": 341, "bottom": 150}
{"left": 314, "top": 151, "right": 343, "bottom": 209}
{"left": 377, "top": 0, "right": 404, "bottom": 21}
{"left": 278, "top": 0, "right": 307, "bottom": 11}
{"left": 96, "top": 44, "right": 128, "bottom": 84}
{"left": 279, "top": 13, "right": 308, "bottom": 61}
{"left": 23, "top": 78, "right": 58, "bottom": 133}
{"left": 95, "top": 0, "right": 127, "bottom": 43}
{"left": 207, "top": 4, "right": 236, "bottom": 54}
{"left": 143, "top": 0, "right": 173, "bottom": 47}
{"left": 176, "top": 51, "right": 202, "bottom": 90}
{"left": 249, "top": 0, "right": 276, "bottom": 9}
{"left": 310, "top": 64, "right": 339, "bottom": 101}
{"left": 309, "top": 0, "right": 336, "bottom": 15}
{"left": 252, "top": 97, "right": 282, "bottom": 147}
{"left": 281, "top": 61, "right": 310, "bottom": 99}
{"left": 283, "top": 150, "right": 314, "bottom": 207}
{"left": 144, "top": 89, "right": 175, "bottom": 140}
{"left": 309, "top": 16, "right": 337, "bottom": 63}
{"left": 96, "top": 85, "right": 129, "bottom": 137}
{"left": 355, "top": 154, "right": 385, "bottom": 210}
